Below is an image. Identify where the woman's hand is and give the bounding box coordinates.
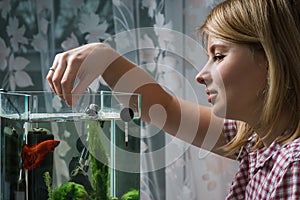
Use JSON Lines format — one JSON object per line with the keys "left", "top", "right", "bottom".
{"left": 47, "top": 43, "right": 120, "bottom": 106}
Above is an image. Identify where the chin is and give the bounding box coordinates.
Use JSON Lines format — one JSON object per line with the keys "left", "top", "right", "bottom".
{"left": 212, "top": 103, "right": 227, "bottom": 118}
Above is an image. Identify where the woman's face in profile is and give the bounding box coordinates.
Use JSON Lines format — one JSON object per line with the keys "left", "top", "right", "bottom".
{"left": 196, "top": 36, "right": 268, "bottom": 123}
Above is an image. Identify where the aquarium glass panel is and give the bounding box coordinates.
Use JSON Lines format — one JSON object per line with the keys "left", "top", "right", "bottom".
{"left": 0, "top": 91, "right": 141, "bottom": 200}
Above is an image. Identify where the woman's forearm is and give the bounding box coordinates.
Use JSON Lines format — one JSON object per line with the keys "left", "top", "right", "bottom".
{"left": 103, "top": 55, "right": 226, "bottom": 155}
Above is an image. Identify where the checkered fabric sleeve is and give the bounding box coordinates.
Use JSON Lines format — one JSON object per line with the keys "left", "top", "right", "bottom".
{"left": 267, "top": 142, "right": 300, "bottom": 199}
{"left": 270, "top": 161, "right": 300, "bottom": 199}
{"left": 223, "top": 119, "right": 238, "bottom": 143}
{"left": 223, "top": 119, "right": 249, "bottom": 161}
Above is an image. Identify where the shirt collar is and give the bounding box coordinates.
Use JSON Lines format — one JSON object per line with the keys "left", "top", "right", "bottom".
{"left": 254, "top": 139, "right": 281, "bottom": 169}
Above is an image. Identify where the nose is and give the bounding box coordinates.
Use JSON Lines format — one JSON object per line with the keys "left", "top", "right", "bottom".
{"left": 195, "top": 64, "right": 210, "bottom": 86}
{"left": 195, "top": 73, "right": 206, "bottom": 85}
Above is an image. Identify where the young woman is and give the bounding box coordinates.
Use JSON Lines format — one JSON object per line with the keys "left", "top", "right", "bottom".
{"left": 47, "top": 0, "right": 300, "bottom": 199}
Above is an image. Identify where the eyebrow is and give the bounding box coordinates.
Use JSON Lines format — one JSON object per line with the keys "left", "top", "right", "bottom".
{"left": 208, "top": 44, "right": 229, "bottom": 54}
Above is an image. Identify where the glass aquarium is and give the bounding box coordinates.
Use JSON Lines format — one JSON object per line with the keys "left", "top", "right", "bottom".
{"left": 0, "top": 90, "right": 141, "bottom": 200}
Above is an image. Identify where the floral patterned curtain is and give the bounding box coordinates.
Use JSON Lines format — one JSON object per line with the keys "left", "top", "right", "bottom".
{"left": 0, "top": 0, "right": 238, "bottom": 199}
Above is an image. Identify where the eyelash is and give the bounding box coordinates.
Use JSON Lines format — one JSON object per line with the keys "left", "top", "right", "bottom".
{"left": 212, "top": 54, "right": 225, "bottom": 62}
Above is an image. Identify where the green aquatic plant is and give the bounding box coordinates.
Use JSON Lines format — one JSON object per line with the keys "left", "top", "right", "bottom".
{"left": 51, "top": 182, "right": 91, "bottom": 200}
{"left": 88, "top": 121, "right": 111, "bottom": 200}
{"left": 121, "top": 189, "right": 139, "bottom": 200}
{"left": 43, "top": 120, "right": 137, "bottom": 200}
{"left": 44, "top": 171, "right": 53, "bottom": 200}
{"left": 44, "top": 172, "right": 90, "bottom": 200}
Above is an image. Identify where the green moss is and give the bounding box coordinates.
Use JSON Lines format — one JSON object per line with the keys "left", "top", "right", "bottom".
{"left": 44, "top": 172, "right": 91, "bottom": 200}
{"left": 121, "top": 190, "right": 139, "bottom": 200}
{"left": 51, "top": 182, "right": 91, "bottom": 200}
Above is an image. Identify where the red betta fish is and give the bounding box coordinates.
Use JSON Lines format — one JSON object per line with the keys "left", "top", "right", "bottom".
{"left": 21, "top": 140, "right": 60, "bottom": 170}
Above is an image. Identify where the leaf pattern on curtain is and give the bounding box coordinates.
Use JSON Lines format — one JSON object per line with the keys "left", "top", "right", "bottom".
{"left": 0, "top": 4, "right": 33, "bottom": 90}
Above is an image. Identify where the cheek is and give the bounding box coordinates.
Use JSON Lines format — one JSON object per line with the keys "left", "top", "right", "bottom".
{"left": 216, "top": 62, "right": 267, "bottom": 118}
{"left": 219, "top": 58, "right": 266, "bottom": 96}
{"left": 210, "top": 68, "right": 228, "bottom": 117}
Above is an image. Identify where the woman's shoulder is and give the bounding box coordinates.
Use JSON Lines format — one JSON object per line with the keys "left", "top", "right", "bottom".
{"left": 281, "top": 136, "right": 300, "bottom": 161}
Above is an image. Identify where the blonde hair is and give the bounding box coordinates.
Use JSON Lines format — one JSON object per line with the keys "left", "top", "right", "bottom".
{"left": 198, "top": 0, "right": 300, "bottom": 155}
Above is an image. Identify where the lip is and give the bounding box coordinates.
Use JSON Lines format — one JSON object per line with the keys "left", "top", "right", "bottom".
{"left": 206, "top": 88, "right": 218, "bottom": 103}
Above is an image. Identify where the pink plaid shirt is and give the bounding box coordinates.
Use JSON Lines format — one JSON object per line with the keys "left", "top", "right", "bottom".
{"left": 223, "top": 119, "right": 300, "bottom": 200}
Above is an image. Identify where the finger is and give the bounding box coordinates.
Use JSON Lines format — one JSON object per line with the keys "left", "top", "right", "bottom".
{"left": 47, "top": 55, "right": 60, "bottom": 94}
{"left": 61, "top": 59, "right": 81, "bottom": 106}
{"left": 47, "top": 69, "right": 58, "bottom": 94}
{"left": 52, "top": 56, "right": 67, "bottom": 97}
{"left": 47, "top": 71, "right": 56, "bottom": 94}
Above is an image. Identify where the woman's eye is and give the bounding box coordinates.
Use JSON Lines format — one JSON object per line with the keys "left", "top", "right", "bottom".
{"left": 213, "top": 54, "right": 225, "bottom": 62}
